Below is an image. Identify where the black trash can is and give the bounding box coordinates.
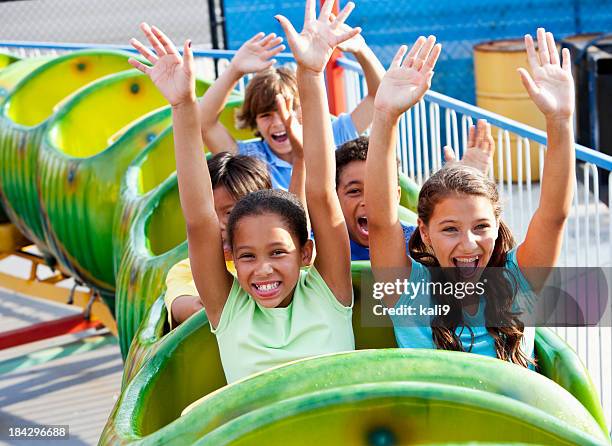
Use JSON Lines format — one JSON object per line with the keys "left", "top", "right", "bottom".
{"left": 562, "top": 34, "right": 612, "bottom": 204}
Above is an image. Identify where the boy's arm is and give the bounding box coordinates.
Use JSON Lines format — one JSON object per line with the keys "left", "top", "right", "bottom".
{"left": 164, "top": 260, "right": 201, "bottom": 327}
{"left": 277, "top": 94, "right": 307, "bottom": 211}
{"left": 198, "top": 32, "right": 284, "bottom": 154}
{"left": 277, "top": 0, "right": 361, "bottom": 306}
{"left": 171, "top": 296, "right": 203, "bottom": 326}
{"left": 336, "top": 28, "right": 385, "bottom": 134}
{"left": 516, "top": 30, "right": 575, "bottom": 284}
{"left": 366, "top": 38, "right": 440, "bottom": 279}
{"left": 443, "top": 119, "right": 495, "bottom": 175}
{"left": 130, "top": 24, "right": 232, "bottom": 327}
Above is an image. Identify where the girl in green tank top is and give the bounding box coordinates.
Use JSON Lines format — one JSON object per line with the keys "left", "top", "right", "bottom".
{"left": 130, "top": 0, "right": 362, "bottom": 383}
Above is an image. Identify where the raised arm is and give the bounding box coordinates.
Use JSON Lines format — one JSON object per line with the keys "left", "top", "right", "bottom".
{"left": 198, "top": 32, "right": 285, "bottom": 154}
{"left": 366, "top": 38, "right": 441, "bottom": 274}
{"left": 276, "top": 94, "right": 307, "bottom": 211}
{"left": 276, "top": 0, "right": 361, "bottom": 306}
{"left": 129, "top": 24, "right": 232, "bottom": 327}
{"left": 335, "top": 20, "right": 385, "bottom": 133}
{"left": 516, "top": 29, "right": 575, "bottom": 283}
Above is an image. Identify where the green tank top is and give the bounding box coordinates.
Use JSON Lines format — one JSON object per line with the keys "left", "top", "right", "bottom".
{"left": 212, "top": 266, "right": 354, "bottom": 383}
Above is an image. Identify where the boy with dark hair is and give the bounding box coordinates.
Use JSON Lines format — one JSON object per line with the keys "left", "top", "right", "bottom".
{"left": 335, "top": 134, "right": 494, "bottom": 261}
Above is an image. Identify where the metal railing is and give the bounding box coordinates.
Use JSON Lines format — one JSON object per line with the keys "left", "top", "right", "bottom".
{"left": 339, "top": 56, "right": 612, "bottom": 268}
{"left": 1, "top": 41, "right": 610, "bottom": 432}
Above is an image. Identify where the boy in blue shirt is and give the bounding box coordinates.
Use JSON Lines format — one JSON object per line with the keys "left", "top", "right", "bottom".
{"left": 196, "top": 27, "right": 385, "bottom": 190}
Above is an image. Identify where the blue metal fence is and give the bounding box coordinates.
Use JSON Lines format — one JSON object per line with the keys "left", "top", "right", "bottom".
{"left": 224, "top": 0, "right": 612, "bottom": 103}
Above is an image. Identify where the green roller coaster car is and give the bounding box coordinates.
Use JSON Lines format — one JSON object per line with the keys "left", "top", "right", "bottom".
{"left": 106, "top": 155, "right": 607, "bottom": 444}
{"left": 105, "top": 189, "right": 607, "bottom": 442}
{"left": 0, "top": 55, "right": 53, "bottom": 224}
{"left": 100, "top": 299, "right": 609, "bottom": 445}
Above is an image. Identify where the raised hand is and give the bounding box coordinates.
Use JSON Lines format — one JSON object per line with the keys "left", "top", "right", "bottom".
{"left": 328, "top": 13, "right": 365, "bottom": 54}
{"left": 230, "top": 32, "right": 285, "bottom": 76}
{"left": 444, "top": 119, "right": 494, "bottom": 174}
{"left": 275, "top": 94, "right": 304, "bottom": 160}
{"left": 374, "top": 36, "right": 441, "bottom": 118}
{"left": 275, "top": 0, "right": 361, "bottom": 73}
{"left": 129, "top": 23, "right": 195, "bottom": 106}
{"left": 518, "top": 28, "right": 574, "bottom": 120}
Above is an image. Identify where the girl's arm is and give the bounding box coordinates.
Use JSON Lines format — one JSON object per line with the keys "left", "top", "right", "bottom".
{"left": 129, "top": 24, "right": 233, "bottom": 327}
{"left": 515, "top": 29, "right": 575, "bottom": 288}
{"left": 276, "top": 0, "right": 361, "bottom": 306}
{"left": 365, "top": 38, "right": 440, "bottom": 303}
{"left": 197, "top": 32, "right": 285, "bottom": 154}
{"left": 277, "top": 94, "right": 316, "bottom": 257}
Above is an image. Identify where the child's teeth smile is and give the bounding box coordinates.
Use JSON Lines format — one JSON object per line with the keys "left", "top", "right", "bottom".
{"left": 253, "top": 281, "right": 281, "bottom": 297}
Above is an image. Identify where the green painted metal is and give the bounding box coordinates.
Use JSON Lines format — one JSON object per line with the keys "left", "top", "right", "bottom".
{"left": 0, "top": 55, "right": 48, "bottom": 103}
{"left": 535, "top": 328, "right": 609, "bottom": 433}
{"left": 0, "top": 52, "right": 20, "bottom": 70}
{"left": 195, "top": 383, "right": 603, "bottom": 446}
{"left": 0, "top": 54, "right": 45, "bottom": 224}
{"left": 398, "top": 203, "right": 417, "bottom": 226}
{"left": 100, "top": 337, "right": 609, "bottom": 445}
{"left": 0, "top": 56, "right": 57, "bottom": 224}
{"left": 399, "top": 172, "right": 419, "bottom": 212}
{"left": 115, "top": 176, "right": 187, "bottom": 359}
{"left": 0, "top": 51, "right": 134, "bottom": 262}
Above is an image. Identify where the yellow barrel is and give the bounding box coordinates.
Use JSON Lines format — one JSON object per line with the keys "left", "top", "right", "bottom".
{"left": 474, "top": 39, "right": 545, "bottom": 182}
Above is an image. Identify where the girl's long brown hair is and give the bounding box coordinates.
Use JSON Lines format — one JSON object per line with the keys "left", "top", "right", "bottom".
{"left": 408, "top": 165, "right": 534, "bottom": 368}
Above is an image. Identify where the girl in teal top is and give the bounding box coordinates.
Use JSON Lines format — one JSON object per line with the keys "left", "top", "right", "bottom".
{"left": 129, "top": 1, "right": 363, "bottom": 383}
{"left": 365, "top": 29, "right": 575, "bottom": 369}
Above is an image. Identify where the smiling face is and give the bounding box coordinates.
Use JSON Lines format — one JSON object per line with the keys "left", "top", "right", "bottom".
{"left": 231, "top": 212, "right": 313, "bottom": 308}
{"left": 419, "top": 194, "right": 499, "bottom": 281}
{"left": 255, "top": 109, "right": 293, "bottom": 163}
{"left": 213, "top": 186, "right": 238, "bottom": 258}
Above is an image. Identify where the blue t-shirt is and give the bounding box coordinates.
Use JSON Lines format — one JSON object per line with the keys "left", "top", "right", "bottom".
{"left": 350, "top": 223, "right": 415, "bottom": 261}
{"left": 391, "top": 248, "right": 536, "bottom": 366}
{"left": 237, "top": 113, "right": 358, "bottom": 190}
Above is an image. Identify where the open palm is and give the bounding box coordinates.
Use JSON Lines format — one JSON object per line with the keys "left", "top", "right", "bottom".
{"left": 276, "top": 0, "right": 361, "bottom": 73}
{"left": 231, "top": 32, "right": 285, "bottom": 75}
{"left": 375, "top": 36, "right": 441, "bottom": 117}
{"left": 444, "top": 119, "right": 495, "bottom": 174}
{"left": 129, "top": 23, "right": 194, "bottom": 106}
{"left": 518, "top": 29, "right": 574, "bottom": 119}
{"left": 337, "top": 26, "right": 365, "bottom": 54}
